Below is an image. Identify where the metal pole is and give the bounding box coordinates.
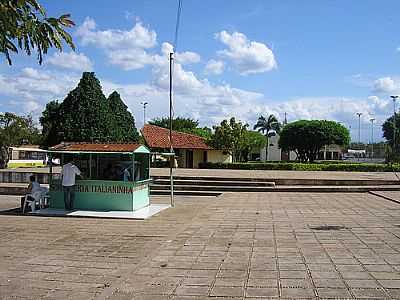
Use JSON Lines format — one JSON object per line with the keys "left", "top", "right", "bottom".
{"left": 391, "top": 96, "right": 399, "bottom": 153}
{"left": 169, "top": 52, "right": 174, "bottom": 207}
{"left": 143, "top": 105, "right": 146, "bottom": 126}
{"left": 356, "top": 113, "right": 362, "bottom": 144}
{"left": 370, "top": 118, "right": 375, "bottom": 159}
{"left": 140, "top": 101, "right": 148, "bottom": 128}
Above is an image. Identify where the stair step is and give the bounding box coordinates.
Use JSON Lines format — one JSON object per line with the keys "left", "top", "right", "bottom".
{"left": 150, "top": 184, "right": 277, "bottom": 192}
{"left": 152, "top": 179, "right": 275, "bottom": 187}
{"left": 152, "top": 176, "right": 399, "bottom": 186}
{"left": 150, "top": 190, "right": 221, "bottom": 196}
{"left": 150, "top": 185, "right": 400, "bottom": 193}
{"left": 151, "top": 176, "right": 275, "bottom": 183}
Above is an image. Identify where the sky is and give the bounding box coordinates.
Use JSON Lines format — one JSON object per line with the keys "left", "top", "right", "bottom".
{"left": 2, "top": 0, "right": 400, "bottom": 142}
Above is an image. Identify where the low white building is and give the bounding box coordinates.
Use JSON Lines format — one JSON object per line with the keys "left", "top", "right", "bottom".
{"left": 259, "top": 133, "right": 297, "bottom": 161}
{"left": 259, "top": 132, "right": 344, "bottom": 161}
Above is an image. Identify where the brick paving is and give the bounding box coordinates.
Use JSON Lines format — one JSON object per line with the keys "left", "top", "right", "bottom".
{"left": 1, "top": 192, "right": 400, "bottom": 299}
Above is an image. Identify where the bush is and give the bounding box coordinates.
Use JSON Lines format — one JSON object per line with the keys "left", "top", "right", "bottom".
{"left": 199, "top": 162, "right": 400, "bottom": 172}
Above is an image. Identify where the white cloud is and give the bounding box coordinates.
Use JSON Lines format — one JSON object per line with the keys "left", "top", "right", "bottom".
{"left": 204, "top": 59, "right": 224, "bottom": 75}
{"left": 20, "top": 68, "right": 51, "bottom": 80}
{"left": 215, "top": 30, "right": 276, "bottom": 75}
{"left": 76, "top": 17, "right": 157, "bottom": 70}
{"left": 76, "top": 17, "right": 157, "bottom": 49}
{"left": 1, "top": 65, "right": 394, "bottom": 142}
{"left": 107, "top": 49, "right": 155, "bottom": 71}
{"left": 373, "top": 77, "right": 400, "bottom": 94}
{"left": 0, "top": 69, "right": 80, "bottom": 115}
{"left": 175, "top": 51, "right": 201, "bottom": 65}
{"left": 47, "top": 52, "right": 93, "bottom": 71}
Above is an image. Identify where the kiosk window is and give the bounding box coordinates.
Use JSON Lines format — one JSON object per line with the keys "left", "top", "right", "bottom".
{"left": 59, "top": 152, "right": 149, "bottom": 182}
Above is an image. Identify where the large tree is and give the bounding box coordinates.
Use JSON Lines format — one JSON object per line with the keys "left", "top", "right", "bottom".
{"left": 279, "top": 120, "right": 350, "bottom": 162}
{"left": 382, "top": 114, "right": 400, "bottom": 150}
{"left": 0, "top": 112, "right": 41, "bottom": 168}
{"left": 57, "top": 72, "right": 111, "bottom": 143}
{"left": 209, "top": 117, "right": 249, "bottom": 162}
{"left": 1, "top": 0, "right": 75, "bottom": 65}
{"left": 149, "top": 117, "right": 199, "bottom": 132}
{"left": 40, "top": 72, "right": 139, "bottom": 146}
{"left": 149, "top": 116, "right": 211, "bottom": 138}
{"left": 253, "top": 114, "right": 281, "bottom": 160}
{"left": 108, "top": 91, "right": 139, "bottom": 142}
{"left": 40, "top": 100, "right": 61, "bottom": 147}
{"left": 241, "top": 131, "right": 267, "bottom": 162}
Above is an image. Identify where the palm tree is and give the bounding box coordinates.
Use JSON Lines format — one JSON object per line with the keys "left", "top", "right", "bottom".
{"left": 253, "top": 114, "right": 282, "bottom": 160}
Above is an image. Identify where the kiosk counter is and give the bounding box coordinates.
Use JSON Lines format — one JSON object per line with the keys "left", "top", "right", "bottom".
{"left": 48, "top": 143, "right": 151, "bottom": 212}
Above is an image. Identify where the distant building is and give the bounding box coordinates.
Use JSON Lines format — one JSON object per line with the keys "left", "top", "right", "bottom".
{"left": 141, "top": 125, "right": 232, "bottom": 168}
{"left": 259, "top": 133, "right": 297, "bottom": 161}
{"left": 259, "top": 132, "right": 344, "bottom": 161}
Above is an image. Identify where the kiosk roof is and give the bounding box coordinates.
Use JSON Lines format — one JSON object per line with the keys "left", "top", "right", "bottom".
{"left": 50, "top": 143, "right": 148, "bottom": 153}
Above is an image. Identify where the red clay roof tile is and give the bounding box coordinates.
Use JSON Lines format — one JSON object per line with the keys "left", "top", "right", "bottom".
{"left": 141, "top": 124, "right": 211, "bottom": 150}
{"left": 50, "top": 143, "right": 142, "bottom": 152}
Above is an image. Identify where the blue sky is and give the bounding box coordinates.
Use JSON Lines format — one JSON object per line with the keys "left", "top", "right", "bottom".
{"left": 2, "top": 0, "right": 400, "bottom": 142}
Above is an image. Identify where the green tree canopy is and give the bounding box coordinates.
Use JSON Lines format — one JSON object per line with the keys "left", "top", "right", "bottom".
{"left": 40, "top": 72, "right": 139, "bottom": 146}
{"left": 253, "top": 114, "right": 281, "bottom": 135}
{"left": 240, "top": 131, "right": 267, "bottom": 162}
{"left": 39, "top": 100, "right": 61, "bottom": 147}
{"left": 1, "top": 0, "right": 75, "bottom": 65}
{"left": 209, "top": 117, "right": 249, "bottom": 162}
{"left": 108, "top": 91, "right": 139, "bottom": 142}
{"left": 382, "top": 114, "right": 400, "bottom": 149}
{"left": 148, "top": 116, "right": 211, "bottom": 138}
{"left": 279, "top": 120, "right": 350, "bottom": 162}
{"left": 149, "top": 117, "right": 199, "bottom": 132}
{"left": 0, "top": 112, "right": 41, "bottom": 168}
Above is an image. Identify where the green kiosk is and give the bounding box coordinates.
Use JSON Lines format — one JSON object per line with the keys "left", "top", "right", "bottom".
{"left": 48, "top": 143, "right": 151, "bottom": 212}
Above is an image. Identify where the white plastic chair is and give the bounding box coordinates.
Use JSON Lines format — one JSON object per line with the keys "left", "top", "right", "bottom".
{"left": 22, "top": 188, "right": 49, "bottom": 213}
{"left": 22, "top": 190, "right": 42, "bottom": 213}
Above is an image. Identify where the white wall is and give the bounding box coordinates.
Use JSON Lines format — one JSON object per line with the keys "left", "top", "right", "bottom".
{"left": 208, "top": 150, "right": 232, "bottom": 164}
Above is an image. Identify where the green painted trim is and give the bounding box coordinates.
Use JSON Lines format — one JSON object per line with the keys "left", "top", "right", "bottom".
{"left": 49, "top": 179, "right": 149, "bottom": 211}
{"left": 133, "top": 145, "right": 150, "bottom": 154}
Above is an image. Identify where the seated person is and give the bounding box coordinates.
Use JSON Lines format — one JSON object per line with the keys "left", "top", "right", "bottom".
{"left": 123, "top": 168, "right": 131, "bottom": 181}
{"left": 20, "top": 175, "right": 43, "bottom": 211}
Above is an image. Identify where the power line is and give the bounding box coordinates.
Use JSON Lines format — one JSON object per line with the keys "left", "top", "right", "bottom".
{"left": 171, "top": 0, "right": 183, "bottom": 121}
{"left": 173, "top": 0, "right": 183, "bottom": 54}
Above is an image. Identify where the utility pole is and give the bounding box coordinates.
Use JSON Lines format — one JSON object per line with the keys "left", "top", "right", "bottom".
{"left": 391, "top": 95, "right": 399, "bottom": 153}
{"left": 169, "top": 52, "right": 174, "bottom": 207}
{"left": 140, "top": 101, "right": 148, "bottom": 128}
{"left": 370, "top": 118, "right": 375, "bottom": 159}
{"left": 356, "top": 113, "right": 362, "bottom": 145}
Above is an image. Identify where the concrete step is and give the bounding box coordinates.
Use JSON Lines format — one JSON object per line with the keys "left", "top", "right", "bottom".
{"left": 152, "top": 175, "right": 399, "bottom": 186}
{"left": 150, "top": 190, "right": 222, "bottom": 197}
{"left": 152, "top": 179, "right": 276, "bottom": 187}
{"left": 150, "top": 184, "right": 278, "bottom": 192}
{"left": 150, "top": 185, "right": 400, "bottom": 194}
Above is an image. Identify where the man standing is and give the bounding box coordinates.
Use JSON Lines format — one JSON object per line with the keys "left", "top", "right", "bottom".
{"left": 61, "top": 159, "right": 81, "bottom": 210}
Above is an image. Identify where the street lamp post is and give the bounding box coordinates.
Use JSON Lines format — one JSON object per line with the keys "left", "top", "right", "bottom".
{"left": 140, "top": 101, "right": 148, "bottom": 128}
{"left": 391, "top": 95, "right": 399, "bottom": 153}
{"left": 356, "top": 112, "right": 362, "bottom": 145}
{"left": 370, "top": 118, "right": 375, "bottom": 159}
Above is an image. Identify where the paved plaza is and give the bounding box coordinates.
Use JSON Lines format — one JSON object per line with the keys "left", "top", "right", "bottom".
{"left": 1, "top": 192, "right": 400, "bottom": 299}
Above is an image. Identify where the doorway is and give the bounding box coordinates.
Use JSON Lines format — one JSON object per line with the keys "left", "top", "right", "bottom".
{"left": 185, "top": 150, "right": 193, "bottom": 168}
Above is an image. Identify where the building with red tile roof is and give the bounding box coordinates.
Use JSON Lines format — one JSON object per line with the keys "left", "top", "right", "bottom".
{"left": 141, "top": 124, "right": 231, "bottom": 168}
{"left": 141, "top": 124, "right": 210, "bottom": 150}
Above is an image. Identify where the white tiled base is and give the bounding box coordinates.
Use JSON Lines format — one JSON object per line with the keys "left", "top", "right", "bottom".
{"left": 29, "top": 204, "right": 170, "bottom": 219}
